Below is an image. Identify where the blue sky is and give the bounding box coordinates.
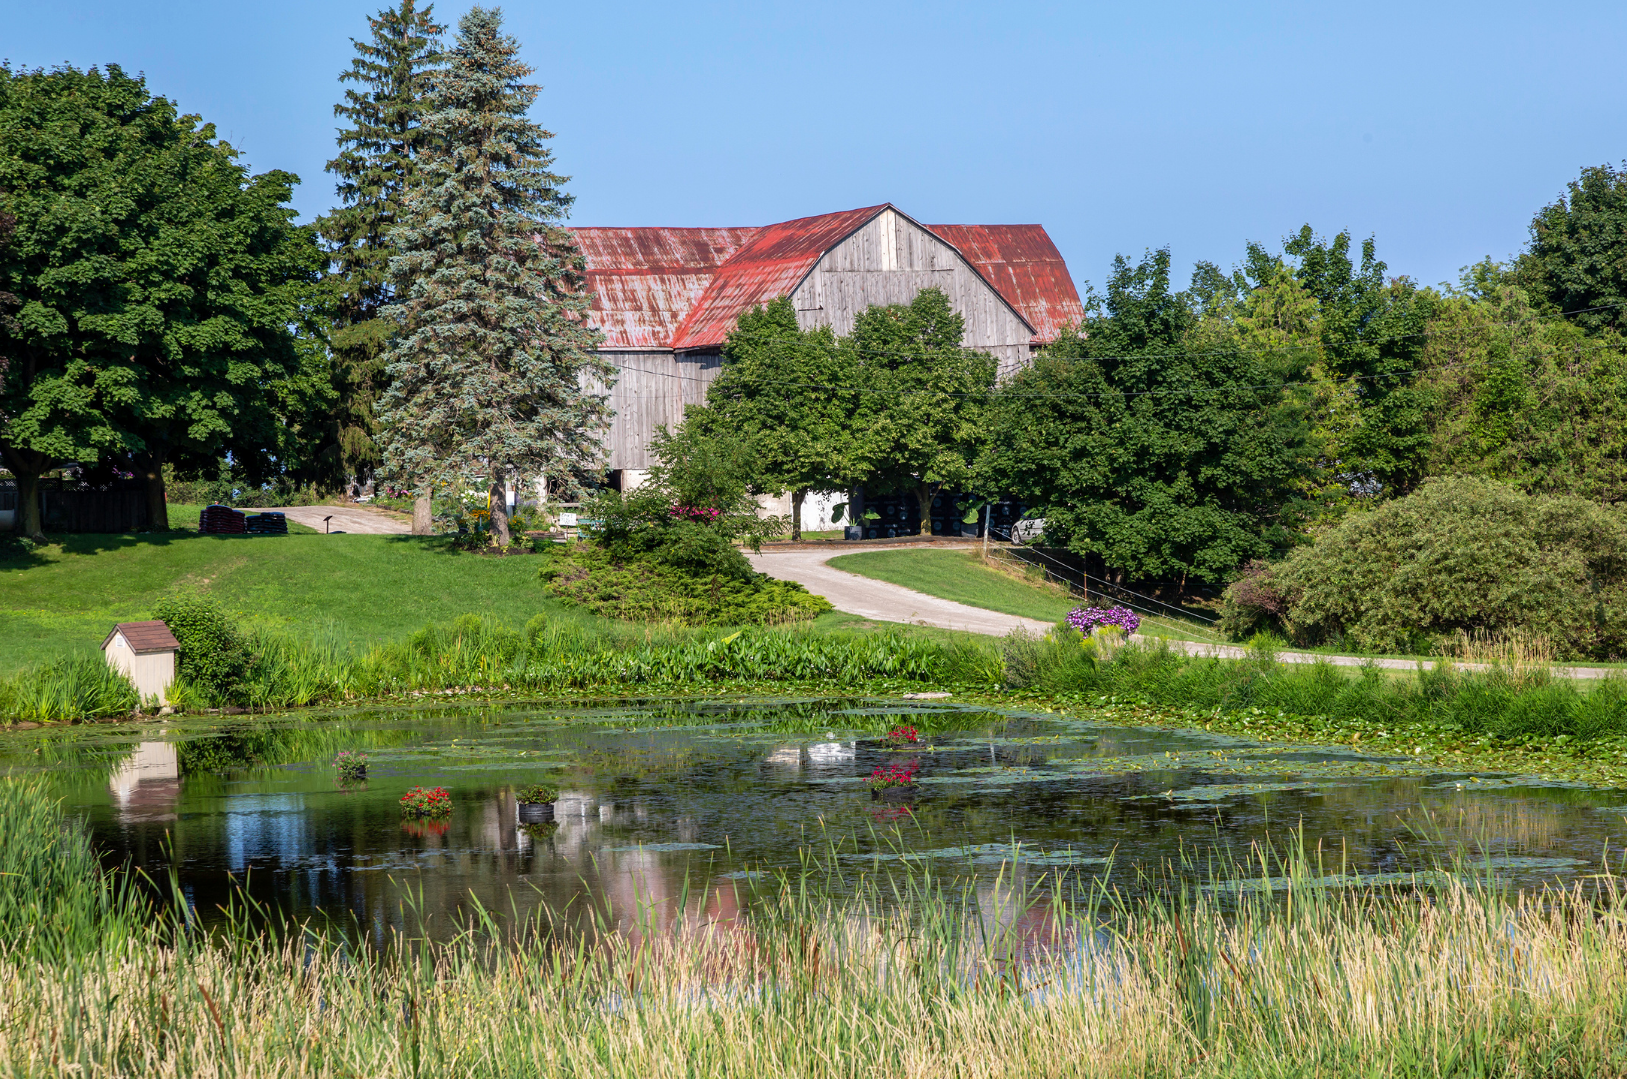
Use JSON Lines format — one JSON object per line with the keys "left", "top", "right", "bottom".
{"left": 7, "top": 1, "right": 1624, "bottom": 294}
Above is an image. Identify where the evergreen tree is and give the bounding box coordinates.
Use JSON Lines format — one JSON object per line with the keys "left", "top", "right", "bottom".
{"left": 375, "top": 7, "right": 609, "bottom": 546}
{"left": 316, "top": 1, "right": 444, "bottom": 493}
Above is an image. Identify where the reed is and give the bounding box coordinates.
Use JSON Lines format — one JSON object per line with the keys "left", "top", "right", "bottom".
{"left": 0, "top": 652, "right": 140, "bottom": 723}
{"left": 2, "top": 795, "right": 1625, "bottom": 1078}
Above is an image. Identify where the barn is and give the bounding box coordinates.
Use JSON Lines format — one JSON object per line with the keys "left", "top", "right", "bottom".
{"left": 570, "top": 204, "right": 1086, "bottom": 491}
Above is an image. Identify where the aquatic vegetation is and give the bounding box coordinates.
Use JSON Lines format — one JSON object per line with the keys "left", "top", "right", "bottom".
{"left": 0, "top": 654, "right": 139, "bottom": 723}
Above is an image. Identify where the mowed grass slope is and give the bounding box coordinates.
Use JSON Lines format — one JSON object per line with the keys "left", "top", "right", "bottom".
{"left": 0, "top": 531, "right": 565, "bottom": 673}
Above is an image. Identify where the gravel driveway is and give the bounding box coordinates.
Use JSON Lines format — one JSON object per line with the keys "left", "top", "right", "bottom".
{"left": 242, "top": 505, "right": 410, "bottom": 535}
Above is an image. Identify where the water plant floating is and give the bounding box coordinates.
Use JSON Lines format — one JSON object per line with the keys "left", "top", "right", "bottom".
{"left": 399, "top": 786, "right": 452, "bottom": 818}
{"left": 866, "top": 761, "right": 920, "bottom": 797}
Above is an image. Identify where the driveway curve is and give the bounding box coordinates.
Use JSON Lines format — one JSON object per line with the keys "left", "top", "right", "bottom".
{"left": 747, "top": 545, "right": 1053, "bottom": 637}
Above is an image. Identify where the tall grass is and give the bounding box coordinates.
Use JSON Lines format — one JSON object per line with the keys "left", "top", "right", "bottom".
{"left": 4, "top": 790, "right": 1627, "bottom": 1077}
{"left": 1006, "top": 628, "right": 1627, "bottom": 741}
{"left": 0, "top": 653, "right": 139, "bottom": 723}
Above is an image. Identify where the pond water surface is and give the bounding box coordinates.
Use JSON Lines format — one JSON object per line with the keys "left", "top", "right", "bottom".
{"left": 9, "top": 696, "right": 1627, "bottom": 941}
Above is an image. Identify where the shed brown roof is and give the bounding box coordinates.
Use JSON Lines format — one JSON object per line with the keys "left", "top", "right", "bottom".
{"left": 102, "top": 620, "right": 180, "bottom": 654}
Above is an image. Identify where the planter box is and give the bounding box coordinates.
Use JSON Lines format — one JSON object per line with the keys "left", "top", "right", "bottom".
{"left": 870, "top": 786, "right": 917, "bottom": 802}
{"left": 518, "top": 802, "right": 556, "bottom": 823}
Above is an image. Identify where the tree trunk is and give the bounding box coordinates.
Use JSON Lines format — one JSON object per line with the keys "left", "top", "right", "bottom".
{"left": 412, "top": 493, "right": 433, "bottom": 535}
{"left": 2, "top": 447, "right": 49, "bottom": 540}
{"left": 489, "top": 474, "right": 510, "bottom": 548}
{"left": 133, "top": 450, "right": 169, "bottom": 531}
{"left": 791, "top": 489, "right": 804, "bottom": 541}
{"left": 915, "top": 481, "right": 933, "bottom": 537}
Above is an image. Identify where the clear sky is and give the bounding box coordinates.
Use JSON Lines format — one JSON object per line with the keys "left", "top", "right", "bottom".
{"left": 6, "top": 0, "right": 1624, "bottom": 294}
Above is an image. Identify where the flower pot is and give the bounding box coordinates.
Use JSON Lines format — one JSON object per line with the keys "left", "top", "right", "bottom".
{"left": 518, "top": 802, "right": 556, "bottom": 823}
{"left": 844, "top": 526, "right": 863, "bottom": 541}
{"left": 870, "top": 786, "right": 916, "bottom": 802}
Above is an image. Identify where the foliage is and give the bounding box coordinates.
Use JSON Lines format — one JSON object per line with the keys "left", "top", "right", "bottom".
{"left": 1220, "top": 477, "right": 1627, "bottom": 658}
{"left": 376, "top": 7, "right": 610, "bottom": 547}
{"left": 1419, "top": 284, "right": 1627, "bottom": 502}
{"left": 848, "top": 288, "right": 996, "bottom": 524}
{"left": 0, "top": 63, "right": 327, "bottom": 536}
{"left": 333, "top": 750, "right": 368, "bottom": 781}
{"left": 514, "top": 784, "right": 557, "bottom": 804}
{"left": 1516, "top": 162, "right": 1627, "bottom": 335}
{"left": 679, "top": 298, "right": 864, "bottom": 538}
{"left": 399, "top": 785, "right": 452, "bottom": 817}
{"left": 538, "top": 542, "right": 830, "bottom": 627}
{"left": 981, "top": 248, "right": 1314, "bottom": 587}
{"left": 150, "top": 596, "right": 250, "bottom": 702}
{"left": 316, "top": 0, "right": 445, "bottom": 488}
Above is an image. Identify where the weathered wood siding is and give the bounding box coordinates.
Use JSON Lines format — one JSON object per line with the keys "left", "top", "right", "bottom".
{"left": 790, "top": 208, "right": 1035, "bottom": 377}
{"left": 597, "top": 350, "right": 722, "bottom": 470}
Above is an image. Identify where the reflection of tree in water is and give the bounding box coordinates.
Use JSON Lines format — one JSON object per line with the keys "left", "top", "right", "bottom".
{"left": 174, "top": 722, "right": 419, "bottom": 774}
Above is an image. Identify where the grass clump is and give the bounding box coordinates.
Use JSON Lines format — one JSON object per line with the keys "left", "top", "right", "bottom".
{"left": 0, "top": 653, "right": 139, "bottom": 723}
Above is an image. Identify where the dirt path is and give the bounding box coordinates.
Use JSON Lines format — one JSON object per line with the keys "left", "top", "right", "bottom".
{"left": 750, "top": 545, "right": 1618, "bottom": 680}
{"left": 243, "top": 505, "right": 410, "bottom": 535}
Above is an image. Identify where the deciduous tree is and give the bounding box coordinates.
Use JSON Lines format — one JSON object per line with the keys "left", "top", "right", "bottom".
{"left": 375, "top": 7, "right": 610, "bottom": 548}
{"left": 0, "top": 64, "right": 321, "bottom": 537}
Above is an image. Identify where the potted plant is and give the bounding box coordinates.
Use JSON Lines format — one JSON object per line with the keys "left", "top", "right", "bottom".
{"left": 865, "top": 761, "right": 920, "bottom": 801}
{"left": 333, "top": 750, "right": 368, "bottom": 782}
{"left": 515, "top": 783, "right": 559, "bottom": 822}
{"left": 883, "top": 725, "right": 919, "bottom": 750}
{"left": 400, "top": 786, "right": 452, "bottom": 818}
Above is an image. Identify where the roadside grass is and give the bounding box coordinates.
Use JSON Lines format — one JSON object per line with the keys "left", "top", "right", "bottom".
{"left": 7, "top": 781, "right": 1627, "bottom": 1078}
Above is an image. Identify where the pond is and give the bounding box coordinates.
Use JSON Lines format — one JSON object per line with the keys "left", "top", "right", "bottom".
{"left": 8, "top": 695, "right": 1626, "bottom": 942}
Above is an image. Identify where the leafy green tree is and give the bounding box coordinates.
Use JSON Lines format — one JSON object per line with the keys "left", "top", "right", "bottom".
{"left": 1517, "top": 163, "right": 1627, "bottom": 335}
{"left": 848, "top": 288, "right": 995, "bottom": 530}
{"left": 316, "top": 0, "right": 444, "bottom": 493}
{"left": 1269, "top": 227, "right": 1435, "bottom": 493}
{"left": 980, "top": 248, "right": 1313, "bottom": 588}
{"left": 1420, "top": 285, "right": 1627, "bottom": 501}
{"left": 0, "top": 64, "right": 322, "bottom": 537}
{"left": 375, "top": 7, "right": 610, "bottom": 548}
{"left": 681, "top": 297, "right": 863, "bottom": 538}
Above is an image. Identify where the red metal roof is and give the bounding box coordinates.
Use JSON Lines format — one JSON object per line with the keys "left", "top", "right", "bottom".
{"left": 568, "top": 207, "right": 1083, "bottom": 350}
{"left": 572, "top": 227, "right": 757, "bottom": 349}
{"left": 669, "top": 206, "right": 886, "bottom": 350}
{"left": 925, "top": 224, "right": 1085, "bottom": 344}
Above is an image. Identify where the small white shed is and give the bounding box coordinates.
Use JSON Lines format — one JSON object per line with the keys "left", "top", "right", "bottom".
{"left": 102, "top": 621, "right": 180, "bottom": 703}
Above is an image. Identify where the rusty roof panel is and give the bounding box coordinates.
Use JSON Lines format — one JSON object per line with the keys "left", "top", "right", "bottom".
{"left": 570, "top": 227, "right": 757, "bottom": 349}
{"left": 926, "top": 224, "right": 1086, "bottom": 343}
{"left": 669, "top": 206, "right": 886, "bottom": 349}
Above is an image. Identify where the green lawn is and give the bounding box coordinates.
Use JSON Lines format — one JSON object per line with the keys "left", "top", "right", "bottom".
{"left": 827, "top": 549, "right": 1226, "bottom": 643}
{"left": 0, "top": 527, "right": 913, "bottom": 675}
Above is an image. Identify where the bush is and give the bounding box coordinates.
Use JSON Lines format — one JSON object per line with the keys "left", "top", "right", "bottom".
{"left": 151, "top": 596, "right": 250, "bottom": 702}
{"left": 539, "top": 542, "right": 830, "bottom": 626}
{"left": 1220, "top": 477, "right": 1627, "bottom": 658}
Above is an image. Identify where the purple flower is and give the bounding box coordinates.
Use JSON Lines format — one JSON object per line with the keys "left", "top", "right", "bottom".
{"left": 1065, "top": 605, "right": 1140, "bottom": 637}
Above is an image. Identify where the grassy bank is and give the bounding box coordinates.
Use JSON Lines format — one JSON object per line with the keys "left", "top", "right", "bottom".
{"left": 4, "top": 779, "right": 1626, "bottom": 1078}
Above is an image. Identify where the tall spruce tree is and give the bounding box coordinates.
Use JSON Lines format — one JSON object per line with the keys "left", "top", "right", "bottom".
{"left": 316, "top": 1, "right": 443, "bottom": 497}
{"left": 375, "top": 7, "right": 609, "bottom": 546}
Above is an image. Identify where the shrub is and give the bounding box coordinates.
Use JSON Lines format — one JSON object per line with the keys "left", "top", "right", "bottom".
{"left": 539, "top": 543, "right": 831, "bottom": 626}
{"left": 151, "top": 596, "right": 250, "bottom": 701}
{"left": 1221, "top": 477, "right": 1627, "bottom": 658}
